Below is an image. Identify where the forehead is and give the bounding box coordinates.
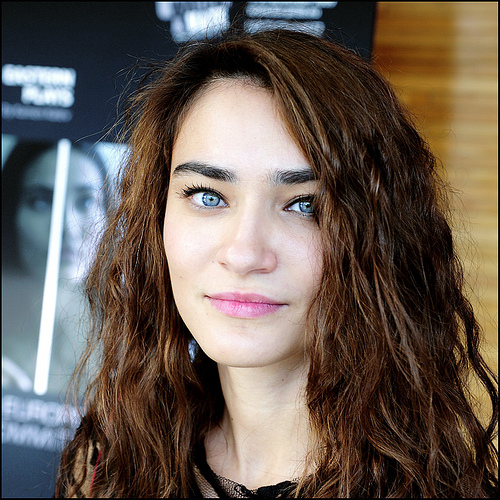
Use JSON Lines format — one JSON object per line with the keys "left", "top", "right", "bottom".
{"left": 179, "top": 79, "right": 280, "bottom": 133}
{"left": 172, "top": 80, "right": 308, "bottom": 175}
{"left": 22, "top": 149, "right": 103, "bottom": 187}
{"left": 22, "top": 149, "right": 57, "bottom": 185}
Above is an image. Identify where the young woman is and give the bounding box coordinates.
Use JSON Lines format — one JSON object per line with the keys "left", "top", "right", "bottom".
{"left": 55, "top": 28, "right": 498, "bottom": 497}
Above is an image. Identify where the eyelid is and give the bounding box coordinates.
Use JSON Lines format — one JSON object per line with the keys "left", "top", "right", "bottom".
{"left": 180, "top": 184, "right": 228, "bottom": 208}
{"left": 285, "top": 195, "right": 315, "bottom": 216}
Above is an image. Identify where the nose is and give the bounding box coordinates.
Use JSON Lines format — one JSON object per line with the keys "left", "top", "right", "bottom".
{"left": 216, "top": 207, "right": 278, "bottom": 275}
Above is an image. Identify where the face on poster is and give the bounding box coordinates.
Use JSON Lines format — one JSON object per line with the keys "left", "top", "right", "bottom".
{"left": 1, "top": 135, "right": 124, "bottom": 396}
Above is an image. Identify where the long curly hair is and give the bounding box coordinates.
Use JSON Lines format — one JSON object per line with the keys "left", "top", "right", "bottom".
{"left": 55, "top": 28, "right": 498, "bottom": 497}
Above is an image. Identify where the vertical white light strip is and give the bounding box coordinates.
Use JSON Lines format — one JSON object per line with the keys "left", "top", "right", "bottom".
{"left": 33, "top": 138, "right": 71, "bottom": 396}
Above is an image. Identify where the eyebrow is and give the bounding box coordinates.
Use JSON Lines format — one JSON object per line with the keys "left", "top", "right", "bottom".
{"left": 270, "top": 169, "right": 316, "bottom": 185}
{"left": 172, "top": 162, "right": 236, "bottom": 182}
{"left": 172, "top": 161, "right": 316, "bottom": 185}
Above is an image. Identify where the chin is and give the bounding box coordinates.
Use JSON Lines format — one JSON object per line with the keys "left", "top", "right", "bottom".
{"left": 196, "top": 338, "right": 303, "bottom": 369}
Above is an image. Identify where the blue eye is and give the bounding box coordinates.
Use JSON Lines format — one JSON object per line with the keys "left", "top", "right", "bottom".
{"left": 181, "top": 185, "right": 228, "bottom": 208}
{"left": 195, "top": 191, "right": 223, "bottom": 207}
{"left": 22, "top": 187, "right": 53, "bottom": 213}
{"left": 74, "top": 191, "right": 99, "bottom": 213}
{"left": 287, "top": 196, "right": 314, "bottom": 216}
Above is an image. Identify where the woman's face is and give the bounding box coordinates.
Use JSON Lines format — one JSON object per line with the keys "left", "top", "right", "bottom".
{"left": 16, "top": 148, "right": 106, "bottom": 281}
{"left": 163, "top": 80, "right": 323, "bottom": 369}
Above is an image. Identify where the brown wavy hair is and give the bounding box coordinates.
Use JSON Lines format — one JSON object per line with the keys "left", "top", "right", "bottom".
{"left": 55, "top": 28, "right": 498, "bottom": 497}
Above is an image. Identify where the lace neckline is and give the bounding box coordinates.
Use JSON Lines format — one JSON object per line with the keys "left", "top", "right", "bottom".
{"left": 211, "top": 469, "right": 297, "bottom": 498}
{"left": 194, "top": 441, "right": 298, "bottom": 498}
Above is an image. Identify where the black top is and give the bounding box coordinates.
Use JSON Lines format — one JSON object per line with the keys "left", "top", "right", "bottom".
{"left": 192, "top": 441, "right": 298, "bottom": 498}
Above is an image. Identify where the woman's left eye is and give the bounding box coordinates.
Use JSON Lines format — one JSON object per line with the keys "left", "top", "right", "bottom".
{"left": 286, "top": 196, "right": 315, "bottom": 216}
{"left": 74, "top": 191, "right": 99, "bottom": 213}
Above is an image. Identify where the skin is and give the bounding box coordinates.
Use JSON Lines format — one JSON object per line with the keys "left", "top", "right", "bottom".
{"left": 163, "top": 80, "right": 323, "bottom": 488}
{"left": 16, "top": 148, "right": 106, "bottom": 282}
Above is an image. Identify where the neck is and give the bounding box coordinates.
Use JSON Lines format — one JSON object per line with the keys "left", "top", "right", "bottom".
{"left": 205, "top": 357, "right": 312, "bottom": 490}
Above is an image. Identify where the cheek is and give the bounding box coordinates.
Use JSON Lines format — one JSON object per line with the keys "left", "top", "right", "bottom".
{"left": 163, "top": 211, "right": 206, "bottom": 281}
{"left": 283, "top": 228, "right": 323, "bottom": 288}
{"left": 17, "top": 208, "right": 50, "bottom": 249}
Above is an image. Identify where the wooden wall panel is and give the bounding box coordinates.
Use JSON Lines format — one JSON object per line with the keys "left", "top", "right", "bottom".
{"left": 372, "top": 2, "right": 498, "bottom": 416}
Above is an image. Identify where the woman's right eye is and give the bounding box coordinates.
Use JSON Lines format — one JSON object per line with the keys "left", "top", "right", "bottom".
{"left": 191, "top": 191, "right": 226, "bottom": 207}
{"left": 181, "top": 185, "right": 228, "bottom": 209}
{"left": 23, "top": 188, "right": 53, "bottom": 212}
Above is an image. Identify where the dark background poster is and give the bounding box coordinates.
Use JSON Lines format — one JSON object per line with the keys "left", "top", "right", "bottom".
{"left": 2, "top": 3, "right": 376, "bottom": 497}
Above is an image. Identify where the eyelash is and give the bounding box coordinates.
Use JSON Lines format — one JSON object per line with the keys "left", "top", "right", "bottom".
{"left": 180, "top": 183, "right": 315, "bottom": 216}
{"left": 286, "top": 195, "right": 315, "bottom": 217}
{"left": 181, "top": 184, "right": 226, "bottom": 204}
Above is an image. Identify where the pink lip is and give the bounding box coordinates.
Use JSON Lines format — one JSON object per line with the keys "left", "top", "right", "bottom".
{"left": 207, "top": 292, "right": 286, "bottom": 318}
